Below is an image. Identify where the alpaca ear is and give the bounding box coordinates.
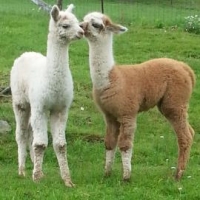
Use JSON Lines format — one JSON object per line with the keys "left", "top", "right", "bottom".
{"left": 107, "top": 24, "right": 128, "bottom": 34}
{"left": 51, "top": 5, "right": 60, "bottom": 22}
{"left": 103, "top": 17, "right": 127, "bottom": 34}
{"left": 66, "top": 4, "right": 75, "bottom": 13}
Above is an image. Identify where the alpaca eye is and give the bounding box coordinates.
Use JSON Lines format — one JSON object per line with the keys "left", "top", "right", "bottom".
{"left": 62, "top": 24, "right": 70, "bottom": 29}
{"left": 92, "top": 23, "right": 101, "bottom": 29}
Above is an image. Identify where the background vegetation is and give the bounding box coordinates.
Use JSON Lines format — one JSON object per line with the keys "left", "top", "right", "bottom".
{"left": 0, "top": 0, "right": 200, "bottom": 199}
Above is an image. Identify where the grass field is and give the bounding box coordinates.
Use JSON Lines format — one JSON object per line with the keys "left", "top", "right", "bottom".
{"left": 0, "top": 0, "right": 200, "bottom": 199}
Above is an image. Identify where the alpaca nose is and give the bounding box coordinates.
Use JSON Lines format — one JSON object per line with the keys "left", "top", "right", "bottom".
{"left": 79, "top": 22, "right": 87, "bottom": 31}
{"left": 79, "top": 28, "right": 84, "bottom": 36}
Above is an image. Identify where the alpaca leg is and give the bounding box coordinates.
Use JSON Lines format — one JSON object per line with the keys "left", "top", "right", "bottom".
{"left": 159, "top": 105, "right": 194, "bottom": 180}
{"left": 105, "top": 150, "right": 115, "bottom": 176}
{"left": 104, "top": 115, "right": 120, "bottom": 176}
{"left": 28, "top": 123, "right": 34, "bottom": 163}
{"left": 117, "top": 117, "right": 136, "bottom": 181}
{"left": 13, "top": 103, "right": 30, "bottom": 177}
{"left": 174, "top": 121, "right": 194, "bottom": 180}
{"left": 50, "top": 110, "right": 74, "bottom": 187}
{"left": 31, "top": 110, "right": 48, "bottom": 181}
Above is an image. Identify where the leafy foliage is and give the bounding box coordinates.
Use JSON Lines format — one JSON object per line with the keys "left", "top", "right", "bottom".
{"left": 184, "top": 15, "right": 200, "bottom": 34}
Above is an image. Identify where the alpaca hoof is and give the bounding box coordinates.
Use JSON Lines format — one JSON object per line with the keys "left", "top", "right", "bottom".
{"left": 175, "top": 169, "right": 184, "bottom": 181}
{"left": 104, "top": 163, "right": 113, "bottom": 177}
{"left": 104, "top": 170, "right": 112, "bottom": 177}
{"left": 123, "top": 171, "right": 131, "bottom": 181}
{"left": 18, "top": 167, "right": 26, "bottom": 177}
{"left": 123, "top": 176, "right": 131, "bottom": 182}
{"left": 64, "top": 179, "right": 75, "bottom": 187}
{"left": 32, "top": 171, "right": 44, "bottom": 182}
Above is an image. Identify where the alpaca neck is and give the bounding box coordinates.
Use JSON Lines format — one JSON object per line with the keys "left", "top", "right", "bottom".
{"left": 45, "top": 33, "right": 70, "bottom": 82}
{"left": 89, "top": 35, "right": 115, "bottom": 90}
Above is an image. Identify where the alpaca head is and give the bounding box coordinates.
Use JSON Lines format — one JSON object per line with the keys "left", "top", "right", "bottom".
{"left": 80, "top": 12, "right": 127, "bottom": 42}
{"left": 49, "top": 4, "right": 84, "bottom": 44}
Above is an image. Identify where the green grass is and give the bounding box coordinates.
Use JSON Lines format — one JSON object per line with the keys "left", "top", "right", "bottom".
{"left": 1, "top": 1, "right": 200, "bottom": 199}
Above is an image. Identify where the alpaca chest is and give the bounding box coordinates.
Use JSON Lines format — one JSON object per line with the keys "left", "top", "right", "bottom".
{"left": 93, "top": 88, "right": 126, "bottom": 117}
{"left": 29, "top": 75, "right": 73, "bottom": 110}
{"left": 45, "top": 82, "right": 73, "bottom": 109}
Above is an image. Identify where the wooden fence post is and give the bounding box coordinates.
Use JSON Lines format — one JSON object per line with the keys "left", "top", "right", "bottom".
{"left": 101, "top": 0, "right": 104, "bottom": 13}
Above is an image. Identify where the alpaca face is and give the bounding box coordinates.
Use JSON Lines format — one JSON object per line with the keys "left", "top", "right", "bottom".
{"left": 80, "top": 12, "right": 127, "bottom": 41}
{"left": 50, "top": 5, "right": 84, "bottom": 43}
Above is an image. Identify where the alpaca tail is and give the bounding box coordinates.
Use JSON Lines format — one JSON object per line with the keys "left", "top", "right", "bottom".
{"left": 182, "top": 63, "right": 196, "bottom": 89}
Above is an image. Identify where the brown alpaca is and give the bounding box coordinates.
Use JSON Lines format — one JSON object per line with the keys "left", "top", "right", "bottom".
{"left": 80, "top": 12, "right": 195, "bottom": 181}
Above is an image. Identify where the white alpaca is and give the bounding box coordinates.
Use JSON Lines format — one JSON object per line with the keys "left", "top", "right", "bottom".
{"left": 80, "top": 12, "right": 195, "bottom": 181}
{"left": 10, "top": 4, "right": 84, "bottom": 187}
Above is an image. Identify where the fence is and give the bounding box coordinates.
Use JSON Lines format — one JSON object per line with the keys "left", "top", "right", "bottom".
{"left": 2, "top": 0, "right": 200, "bottom": 26}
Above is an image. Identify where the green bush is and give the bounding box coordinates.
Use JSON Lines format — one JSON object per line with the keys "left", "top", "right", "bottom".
{"left": 184, "top": 15, "right": 200, "bottom": 34}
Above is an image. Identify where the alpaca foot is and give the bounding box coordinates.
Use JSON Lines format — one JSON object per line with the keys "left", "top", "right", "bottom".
{"left": 32, "top": 170, "right": 44, "bottom": 182}
{"left": 104, "top": 169, "right": 112, "bottom": 177}
{"left": 123, "top": 170, "right": 131, "bottom": 181}
{"left": 18, "top": 166, "right": 26, "bottom": 177}
{"left": 175, "top": 169, "right": 184, "bottom": 181}
{"left": 123, "top": 176, "right": 131, "bottom": 182}
{"left": 64, "top": 179, "right": 75, "bottom": 187}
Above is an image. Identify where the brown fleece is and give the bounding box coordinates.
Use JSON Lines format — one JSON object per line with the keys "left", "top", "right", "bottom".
{"left": 93, "top": 57, "right": 195, "bottom": 180}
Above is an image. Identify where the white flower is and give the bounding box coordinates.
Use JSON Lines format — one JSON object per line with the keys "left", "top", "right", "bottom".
{"left": 160, "top": 135, "right": 164, "bottom": 139}
{"left": 178, "top": 187, "right": 183, "bottom": 191}
{"left": 80, "top": 107, "right": 84, "bottom": 111}
{"left": 171, "top": 166, "right": 176, "bottom": 169}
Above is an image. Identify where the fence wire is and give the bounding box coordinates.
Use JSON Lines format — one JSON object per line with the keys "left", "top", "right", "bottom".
{"left": 2, "top": 0, "right": 200, "bottom": 25}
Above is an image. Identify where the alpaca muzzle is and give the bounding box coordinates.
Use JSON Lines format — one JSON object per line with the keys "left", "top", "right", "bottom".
{"left": 79, "top": 22, "right": 88, "bottom": 33}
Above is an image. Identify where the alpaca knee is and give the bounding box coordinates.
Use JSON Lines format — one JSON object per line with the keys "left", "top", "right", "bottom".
{"left": 118, "top": 138, "right": 133, "bottom": 152}
{"left": 53, "top": 140, "right": 66, "bottom": 153}
{"left": 33, "top": 141, "right": 47, "bottom": 150}
{"left": 32, "top": 139, "right": 48, "bottom": 158}
{"left": 33, "top": 144, "right": 47, "bottom": 162}
{"left": 32, "top": 132, "right": 48, "bottom": 149}
{"left": 33, "top": 144, "right": 47, "bottom": 151}
{"left": 105, "top": 136, "right": 117, "bottom": 150}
